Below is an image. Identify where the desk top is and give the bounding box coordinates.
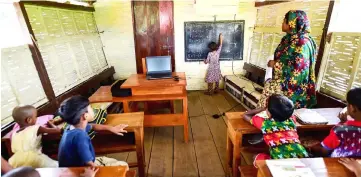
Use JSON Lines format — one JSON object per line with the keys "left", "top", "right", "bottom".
{"left": 36, "top": 166, "right": 127, "bottom": 177}
{"left": 89, "top": 86, "right": 187, "bottom": 103}
{"left": 106, "top": 112, "right": 144, "bottom": 129}
{"left": 121, "top": 72, "right": 186, "bottom": 88}
{"left": 256, "top": 158, "right": 356, "bottom": 177}
{"left": 225, "top": 108, "right": 342, "bottom": 133}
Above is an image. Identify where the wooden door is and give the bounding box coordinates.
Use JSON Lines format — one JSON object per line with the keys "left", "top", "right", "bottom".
{"left": 132, "top": 1, "right": 175, "bottom": 74}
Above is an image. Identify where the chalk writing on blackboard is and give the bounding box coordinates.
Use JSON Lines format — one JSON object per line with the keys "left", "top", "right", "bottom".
{"left": 184, "top": 20, "right": 244, "bottom": 62}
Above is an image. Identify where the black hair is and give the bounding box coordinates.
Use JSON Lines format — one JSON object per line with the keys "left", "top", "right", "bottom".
{"left": 208, "top": 42, "right": 218, "bottom": 52}
{"left": 3, "top": 167, "right": 40, "bottom": 177}
{"left": 267, "top": 94, "right": 294, "bottom": 122}
{"left": 58, "top": 95, "right": 89, "bottom": 125}
{"left": 347, "top": 87, "right": 361, "bottom": 110}
{"left": 284, "top": 11, "right": 290, "bottom": 23}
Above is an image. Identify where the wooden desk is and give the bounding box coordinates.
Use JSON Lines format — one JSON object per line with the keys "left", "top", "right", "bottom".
{"left": 256, "top": 158, "right": 356, "bottom": 177}
{"left": 2, "top": 113, "right": 145, "bottom": 177}
{"left": 36, "top": 166, "right": 133, "bottom": 177}
{"left": 225, "top": 108, "right": 342, "bottom": 177}
{"left": 89, "top": 73, "right": 189, "bottom": 142}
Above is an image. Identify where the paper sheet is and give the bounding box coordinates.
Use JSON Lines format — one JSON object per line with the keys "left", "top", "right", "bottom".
{"left": 266, "top": 159, "right": 316, "bottom": 177}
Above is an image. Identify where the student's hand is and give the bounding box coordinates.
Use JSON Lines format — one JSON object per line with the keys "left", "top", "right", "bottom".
{"left": 81, "top": 167, "right": 99, "bottom": 177}
{"left": 47, "top": 120, "right": 56, "bottom": 128}
{"left": 109, "top": 124, "right": 128, "bottom": 136}
{"left": 338, "top": 107, "right": 348, "bottom": 123}
{"left": 339, "top": 158, "right": 361, "bottom": 175}
{"left": 267, "top": 60, "right": 275, "bottom": 68}
{"left": 204, "top": 60, "right": 207, "bottom": 64}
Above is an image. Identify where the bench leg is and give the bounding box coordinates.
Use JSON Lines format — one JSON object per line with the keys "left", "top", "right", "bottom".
{"left": 226, "top": 133, "right": 233, "bottom": 177}
{"left": 123, "top": 101, "right": 130, "bottom": 113}
{"left": 183, "top": 97, "right": 189, "bottom": 143}
{"left": 232, "top": 135, "right": 241, "bottom": 177}
{"left": 170, "top": 100, "right": 174, "bottom": 113}
{"left": 135, "top": 128, "right": 145, "bottom": 177}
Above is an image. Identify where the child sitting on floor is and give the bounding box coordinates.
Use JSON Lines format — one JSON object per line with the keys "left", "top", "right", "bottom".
{"left": 310, "top": 87, "right": 361, "bottom": 157}
{"left": 243, "top": 94, "right": 309, "bottom": 166}
{"left": 8, "top": 105, "right": 60, "bottom": 168}
{"left": 57, "top": 95, "right": 129, "bottom": 169}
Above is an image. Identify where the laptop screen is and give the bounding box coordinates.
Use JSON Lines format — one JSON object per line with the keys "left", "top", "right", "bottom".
{"left": 146, "top": 56, "right": 171, "bottom": 73}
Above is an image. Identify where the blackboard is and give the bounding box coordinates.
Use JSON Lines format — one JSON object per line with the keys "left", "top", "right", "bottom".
{"left": 184, "top": 20, "right": 244, "bottom": 62}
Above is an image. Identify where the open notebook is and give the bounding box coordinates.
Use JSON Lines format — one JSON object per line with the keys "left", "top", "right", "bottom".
{"left": 294, "top": 109, "right": 329, "bottom": 125}
{"left": 266, "top": 159, "right": 316, "bottom": 177}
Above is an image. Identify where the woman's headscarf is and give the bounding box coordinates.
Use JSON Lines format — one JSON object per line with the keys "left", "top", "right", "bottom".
{"left": 272, "top": 10, "right": 318, "bottom": 108}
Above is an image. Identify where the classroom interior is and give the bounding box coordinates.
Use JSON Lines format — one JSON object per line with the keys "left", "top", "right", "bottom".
{"left": 1, "top": 0, "right": 361, "bottom": 177}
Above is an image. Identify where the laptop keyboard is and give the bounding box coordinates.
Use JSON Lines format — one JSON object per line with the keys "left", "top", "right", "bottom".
{"left": 149, "top": 73, "right": 172, "bottom": 78}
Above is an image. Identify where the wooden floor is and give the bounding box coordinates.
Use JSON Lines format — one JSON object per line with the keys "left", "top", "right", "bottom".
{"left": 106, "top": 91, "right": 246, "bottom": 177}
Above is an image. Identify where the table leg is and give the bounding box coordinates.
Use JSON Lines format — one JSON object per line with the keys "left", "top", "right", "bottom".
{"left": 123, "top": 101, "right": 130, "bottom": 113}
{"left": 170, "top": 100, "right": 174, "bottom": 113}
{"left": 232, "top": 134, "right": 241, "bottom": 177}
{"left": 182, "top": 97, "right": 189, "bottom": 143}
{"left": 226, "top": 132, "right": 233, "bottom": 177}
{"left": 135, "top": 128, "right": 145, "bottom": 177}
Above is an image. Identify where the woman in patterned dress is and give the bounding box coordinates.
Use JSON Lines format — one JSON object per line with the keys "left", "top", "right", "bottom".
{"left": 257, "top": 10, "right": 317, "bottom": 108}
{"left": 204, "top": 33, "right": 223, "bottom": 95}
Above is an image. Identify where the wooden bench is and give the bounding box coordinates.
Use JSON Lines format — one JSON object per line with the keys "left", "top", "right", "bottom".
{"left": 2, "top": 112, "right": 145, "bottom": 177}
{"left": 238, "top": 165, "right": 258, "bottom": 177}
{"left": 224, "top": 63, "right": 266, "bottom": 110}
{"left": 36, "top": 166, "right": 135, "bottom": 177}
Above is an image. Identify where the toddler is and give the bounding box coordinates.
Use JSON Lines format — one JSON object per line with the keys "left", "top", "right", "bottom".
{"left": 204, "top": 33, "right": 223, "bottom": 95}
{"left": 9, "top": 105, "right": 60, "bottom": 168}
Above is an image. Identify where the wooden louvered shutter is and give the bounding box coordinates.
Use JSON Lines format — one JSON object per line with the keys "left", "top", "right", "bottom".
{"left": 24, "top": 5, "right": 109, "bottom": 96}
{"left": 319, "top": 33, "right": 361, "bottom": 100}
{"left": 249, "top": 1, "right": 330, "bottom": 68}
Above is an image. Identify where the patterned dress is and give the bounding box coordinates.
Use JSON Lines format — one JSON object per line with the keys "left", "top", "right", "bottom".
{"left": 258, "top": 10, "right": 317, "bottom": 109}
{"left": 321, "top": 120, "right": 361, "bottom": 157}
{"left": 205, "top": 43, "right": 222, "bottom": 83}
{"left": 251, "top": 112, "right": 309, "bottom": 163}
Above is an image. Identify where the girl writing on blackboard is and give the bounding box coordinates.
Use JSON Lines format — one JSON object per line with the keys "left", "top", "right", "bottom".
{"left": 204, "top": 33, "right": 223, "bottom": 95}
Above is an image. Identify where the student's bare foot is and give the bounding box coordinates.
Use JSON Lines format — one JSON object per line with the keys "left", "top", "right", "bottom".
{"left": 214, "top": 89, "right": 219, "bottom": 94}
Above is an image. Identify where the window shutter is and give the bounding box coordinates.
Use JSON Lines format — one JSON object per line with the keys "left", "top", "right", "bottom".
{"left": 24, "top": 5, "right": 109, "bottom": 96}
{"left": 249, "top": 1, "right": 329, "bottom": 68}
{"left": 1, "top": 46, "right": 48, "bottom": 125}
{"left": 320, "top": 33, "right": 361, "bottom": 100}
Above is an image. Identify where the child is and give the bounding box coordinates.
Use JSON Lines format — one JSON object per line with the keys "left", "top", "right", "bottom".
{"left": 310, "top": 87, "right": 361, "bottom": 157}
{"left": 243, "top": 94, "right": 308, "bottom": 165}
{"left": 8, "top": 106, "right": 60, "bottom": 168}
{"left": 3, "top": 166, "right": 98, "bottom": 177}
{"left": 204, "top": 33, "right": 223, "bottom": 95}
{"left": 57, "top": 95, "right": 129, "bottom": 169}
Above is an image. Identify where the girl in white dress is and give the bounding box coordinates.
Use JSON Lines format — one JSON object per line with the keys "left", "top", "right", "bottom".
{"left": 9, "top": 105, "right": 60, "bottom": 168}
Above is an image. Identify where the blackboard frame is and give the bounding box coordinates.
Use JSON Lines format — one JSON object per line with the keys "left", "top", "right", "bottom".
{"left": 184, "top": 20, "right": 245, "bottom": 62}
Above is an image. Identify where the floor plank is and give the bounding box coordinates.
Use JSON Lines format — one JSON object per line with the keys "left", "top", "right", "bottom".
{"left": 147, "top": 127, "right": 174, "bottom": 177}
{"left": 220, "top": 91, "right": 247, "bottom": 112}
{"left": 187, "top": 91, "right": 204, "bottom": 118}
{"left": 190, "top": 116, "right": 226, "bottom": 177}
{"left": 127, "top": 127, "right": 155, "bottom": 177}
{"left": 198, "top": 92, "right": 228, "bottom": 173}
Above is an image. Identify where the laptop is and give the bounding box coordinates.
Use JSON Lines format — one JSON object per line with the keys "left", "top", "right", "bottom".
{"left": 146, "top": 56, "right": 172, "bottom": 80}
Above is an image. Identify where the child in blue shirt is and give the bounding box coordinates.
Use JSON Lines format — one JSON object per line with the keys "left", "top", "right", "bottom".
{"left": 58, "top": 95, "right": 128, "bottom": 168}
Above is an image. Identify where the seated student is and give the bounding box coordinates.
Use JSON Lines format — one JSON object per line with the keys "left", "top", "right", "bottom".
{"left": 57, "top": 95, "right": 129, "bottom": 169}
{"left": 3, "top": 166, "right": 98, "bottom": 177}
{"left": 243, "top": 94, "right": 309, "bottom": 165}
{"left": 339, "top": 158, "right": 361, "bottom": 177}
{"left": 8, "top": 106, "right": 60, "bottom": 168}
{"left": 310, "top": 88, "right": 361, "bottom": 157}
{"left": 2, "top": 167, "right": 40, "bottom": 177}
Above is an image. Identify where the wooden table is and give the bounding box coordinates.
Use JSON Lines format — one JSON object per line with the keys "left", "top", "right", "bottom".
{"left": 89, "top": 72, "right": 189, "bottom": 142}
{"left": 225, "top": 108, "right": 342, "bottom": 177}
{"left": 256, "top": 158, "right": 356, "bottom": 177}
{"left": 36, "top": 166, "right": 136, "bottom": 177}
